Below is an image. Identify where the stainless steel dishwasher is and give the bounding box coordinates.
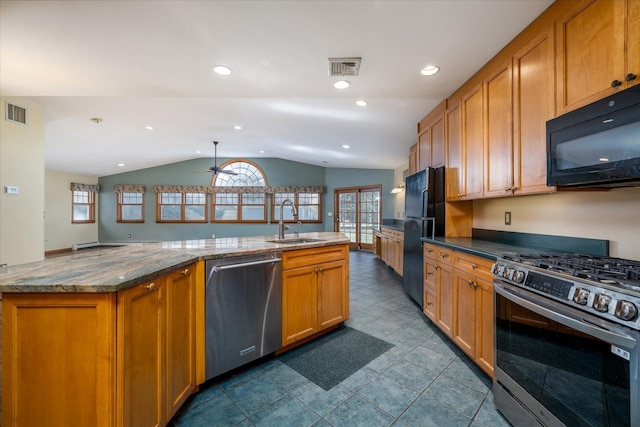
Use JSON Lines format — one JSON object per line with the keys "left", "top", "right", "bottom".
{"left": 205, "top": 252, "right": 282, "bottom": 380}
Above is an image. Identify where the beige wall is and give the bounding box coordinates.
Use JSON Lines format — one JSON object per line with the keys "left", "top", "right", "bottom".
{"left": 0, "top": 97, "right": 45, "bottom": 266}
{"left": 45, "top": 170, "right": 99, "bottom": 252}
{"left": 473, "top": 187, "right": 640, "bottom": 260}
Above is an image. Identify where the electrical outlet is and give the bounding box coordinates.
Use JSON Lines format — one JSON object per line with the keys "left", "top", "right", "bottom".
{"left": 505, "top": 211, "right": 512, "bottom": 226}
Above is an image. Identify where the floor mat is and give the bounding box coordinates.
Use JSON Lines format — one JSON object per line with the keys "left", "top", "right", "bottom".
{"left": 279, "top": 326, "right": 394, "bottom": 390}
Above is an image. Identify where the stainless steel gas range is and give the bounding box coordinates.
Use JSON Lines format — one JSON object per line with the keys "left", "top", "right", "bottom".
{"left": 492, "top": 253, "right": 640, "bottom": 427}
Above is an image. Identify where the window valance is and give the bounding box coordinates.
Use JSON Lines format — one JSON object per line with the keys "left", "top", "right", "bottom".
{"left": 70, "top": 183, "right": 100, "bottom": 193}
{"left": 113, "top": 185, "right": 146, "bottom": 193}
{"left": 153, "top": 185, "right": 325, "bottom": 194}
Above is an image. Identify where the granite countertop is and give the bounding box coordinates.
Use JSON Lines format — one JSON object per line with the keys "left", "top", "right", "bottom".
{"left": 0, "top": 232, "right": 349, "bottom": 293}
{"left": 379, "top": 224, "right": 404, "bottom": 232}
{"left": 421, "top": 237, "right": 546, "bottom": 261}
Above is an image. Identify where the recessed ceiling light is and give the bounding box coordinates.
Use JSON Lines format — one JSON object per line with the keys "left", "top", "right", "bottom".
{"left": 333, "top": 80, "right": 350, "bottom": 89}
{"left": 342, "top": 145, "right": 350, "bottom": 149}
{"left": 356, "top": 100, "right": 368, "bottom": 107}
{"left": 234, "top": 125, "right": 242, "bottom": 130}
{"left": 145, "top": 125, "right": 153, "bottom": 130}
{"left": 259, "top": 150, "right": 265, "bottom": 154}
{"left": 196, "top": 150, "right": 201, "bottom": 154}
{"left": 599, "top": 157, "right": 610, "bottom": 162}
{"left": 213, "top": 65, "right": 232, "bottom": 76}
{"left": 117, "top": 163, "right": 125, "bottom": 167}
{"left": 420, "top": 65, "right": 440, "bottom": 76}
{"left": 90, "top": 117, "right": 102, "bottom": 123}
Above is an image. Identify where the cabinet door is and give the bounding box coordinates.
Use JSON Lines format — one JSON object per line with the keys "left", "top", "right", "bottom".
{"left": 118, "top": 279, "right": 165, "bottom": 427}
{"left": 437, "top": 263, "right": 454, "bottom": 338}
{"left": 380, "top": 235, "right": 390, "bottom": 265}
{"left": 318, "top": 259, "right": 348, "bottom": 330}
{"left": 424, "top": 288, "right": 437, "bottom": 322}
{"left": 446, "top": 101, "right": 464, "bottom": 201}
{"left": 475, "top": 279, "right": 494, "bottom": 377}
{"left": 2, "top": 294, "right": 116, "bottom": 427}
{"left": 430, "top": 113, "right": 446, "bottom": 168}
{"left": 514, "top": 26, "right": 556, "bottom": 195}
{"left": 557, "top": 0, "right": 627, "bottom": 113}
{"left": 409, "top": 143, "right": 418, "bottom": 175}
{"left": 165, "top": 266, "right": 196, "bottom": 421}
{"left": 282, "top": 265, "right": 318, "bottom": 345}
{"left": 418, "top": 129, "right": 430, "bottom": 172}
{"left": 484, "top": 60, "right": 514, "bottom": 198}
{"left": 461, "top": 83, "right": 484, "bottom": 200}
{"left": 452, "top": 270, "right": 476, "bottom": 357}
{"left": 394, "top": 237, "right": 404, "bottom": 276}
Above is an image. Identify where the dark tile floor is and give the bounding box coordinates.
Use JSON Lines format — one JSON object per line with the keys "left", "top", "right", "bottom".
{"left": 170, "top": 250, "right": 511, "bottom": 427}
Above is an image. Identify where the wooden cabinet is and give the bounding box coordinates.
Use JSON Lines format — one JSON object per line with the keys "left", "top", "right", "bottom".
{"left": 423, "top": 243, "right": 454, "bottom": 337}
{"left": 417, "top": 100, "right": 446, "bottom": 171}
{"left": 513, "top": 25, "right": 556, "bottom": 195}
{"left": 446, "top": 86, "right": 485, "bottom": 201}
{"left": 408, "top": 143, "right": 418, "bottom": 176}
{"left": 2, "top": 263, "right": 198, "bottom": 427}
{"left": 460, "top": 84, "right": 485, "bottom": 200}
{"left": 117, "top": 264, "right": 196, "bottom": 427}
{"left": 379, "top": 227, "right": 404, "bottom": 275}
{"left": 451, "top": 251, "right": 495, "bottom": 377}
{"left": 423, "top": 243, "right": 495, "bottom": 378}
{"left": 483, "top": 60, "right": 514, "bottom": 198}
{"left": 2, "top": 293, "right": 116, "bottom": 427}
{"left": 557, "top": 0, "right": 639, "bottom": 114}
{"left": 282, "top": 244, "right": 349, "bottom": 346}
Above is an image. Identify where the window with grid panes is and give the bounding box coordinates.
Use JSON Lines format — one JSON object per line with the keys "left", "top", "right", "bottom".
{"left": 157, "top": 192, "right": 207, "bottom": 222}
{"left": 72, "top": 190, "right": 95, "bottom": 223}
{"left": 212, "top": 160, "right": 267, "bottom": 223}
{"left": 117, "top": 192, "right": 144, "bottom": 222}
{"left": 271, "top": 192, "right": 321, "bottom": 223}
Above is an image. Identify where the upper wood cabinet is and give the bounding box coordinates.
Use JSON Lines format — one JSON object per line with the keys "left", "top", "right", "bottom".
{"left": 417, "top": 100, "right": 446, "bottom": 171}
{"left": 483, "top": 60, "right": 515, "bottom": 198}
{"left": 557, "top": 0, "right": 639, "bottom": 114}
{"left": 461, "top": 83, "right": 484, "bottom": 200}
{"left": 513, "top": 26, "right": 557, "bottom": 195}
{"left": 445, "top": 101, "right": 463, "bottom": 201}
{"left": 408, "top": 143, "right": 418, "bottom": 176}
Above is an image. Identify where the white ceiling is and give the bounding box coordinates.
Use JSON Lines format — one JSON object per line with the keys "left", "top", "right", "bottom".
{"left": 0, "top": 0, "right": 554, "bottom": 177}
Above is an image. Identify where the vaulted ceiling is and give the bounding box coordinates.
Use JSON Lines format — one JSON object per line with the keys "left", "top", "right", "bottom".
{"left": 0, "top": 0, "right": 553, "bottom": 176}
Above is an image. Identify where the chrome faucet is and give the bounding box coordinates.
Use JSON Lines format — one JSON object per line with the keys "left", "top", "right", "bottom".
{"left": 278, "top": 199, "right": 298, "bottom": 239}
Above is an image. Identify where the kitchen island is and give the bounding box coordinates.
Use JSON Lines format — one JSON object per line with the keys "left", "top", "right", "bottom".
{"left": 0, "top": 232, "right": 350, "bottom": 427}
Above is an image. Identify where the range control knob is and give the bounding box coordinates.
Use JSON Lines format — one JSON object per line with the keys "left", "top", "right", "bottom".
{"left": 573, "top": 288, "right": 590, "bottom": 305}
{"left": 502, "top": 267, "right": 512, "bottom": 279}
{"left": 614, "top": 301, "right": 638, "bottom": 321}
{"left": 513, "top": 270, "right": 525, "bottom": 284}
{"left": 593, "top": 293, "right": 612, "bottom": 312}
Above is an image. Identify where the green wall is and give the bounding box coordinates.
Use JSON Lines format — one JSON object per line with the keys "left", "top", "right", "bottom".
{"left": 98, "top": 157, "right": 394, "bottom": 242}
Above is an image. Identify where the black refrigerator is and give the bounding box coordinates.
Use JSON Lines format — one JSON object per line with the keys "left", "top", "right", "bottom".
{"left": 402, "top": 167, "right": 445, "bottom": 308}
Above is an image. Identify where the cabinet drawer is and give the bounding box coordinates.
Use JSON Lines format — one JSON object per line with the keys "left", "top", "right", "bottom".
{"left": 424, "top": 261, "right": 437, "bottom": 291}
{"left": 424, "top": 244, "right": 453, "bottom": 265}
{"left": 381, "top": 227, "right": 403, "bottom": 240}
{"left": 424, "top": 289, "right": 437, "bottom": 321}
{"left": 283, "top": 245, "right": 348, "bottom": 270}
{"left": 453, "top": 252, "right": 494, "bottom": 282}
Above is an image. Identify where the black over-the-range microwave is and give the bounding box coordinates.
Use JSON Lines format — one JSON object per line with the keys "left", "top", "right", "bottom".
{"left": 547, "top": 85, "right": 640, "bottom": 188}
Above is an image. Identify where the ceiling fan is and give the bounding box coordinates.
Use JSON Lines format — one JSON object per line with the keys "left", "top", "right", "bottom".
{"left": 195, "top": 141, "right": 238, "bottom": 175}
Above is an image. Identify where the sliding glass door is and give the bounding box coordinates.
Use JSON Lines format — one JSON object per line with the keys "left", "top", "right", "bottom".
{"left": 334, "top": 186, "right": 381, "bottom": 251}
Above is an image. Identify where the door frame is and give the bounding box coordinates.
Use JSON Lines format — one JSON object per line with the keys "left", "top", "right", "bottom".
{"left": 333, "top": 185, "right": 381, "bottom": 251}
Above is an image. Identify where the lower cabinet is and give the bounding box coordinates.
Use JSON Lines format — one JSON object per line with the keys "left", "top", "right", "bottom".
{"left": 282, "top": 244, "right": 349, "bottom": 347}
{"left": 117, "top": 265, "right": 197, "bottom": 426}
{"left": 2, "top": 262, "right": 199, "bottom": 427}
{"left": 423, "top": 242, "right": 495, "bottom": 378}
{"left": 379, "top": 227, "right": 404, "bottom": 275}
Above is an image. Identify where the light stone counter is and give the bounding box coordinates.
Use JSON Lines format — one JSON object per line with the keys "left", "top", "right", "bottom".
{"left": 0, "top": 232, "right": 349, "bottom": 293}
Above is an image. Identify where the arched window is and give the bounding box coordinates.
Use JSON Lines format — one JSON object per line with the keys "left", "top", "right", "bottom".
{"left": 211, "top": 160, "right": 268, "bottom": 222}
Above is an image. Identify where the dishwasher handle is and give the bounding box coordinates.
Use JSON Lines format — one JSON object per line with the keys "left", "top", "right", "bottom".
{"left": 213, "top": 257, "right": 282, "bottom": 272}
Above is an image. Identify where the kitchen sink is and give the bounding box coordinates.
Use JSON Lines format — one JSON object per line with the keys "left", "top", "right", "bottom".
{"left": 267, "top": 238, "right": 323, "bottom": 244}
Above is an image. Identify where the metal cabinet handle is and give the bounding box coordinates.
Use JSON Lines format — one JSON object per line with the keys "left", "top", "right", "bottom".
{"left": 471, "top": 263, "right": 477, "bottom": 270}
{"left": 625, "top": 73, "right": 637, "bottom": 82}
{"left": 427, "top": 248, "right": 434, "bottom": 253}
{"left": 145, "top": 282, "right": 156, "bottom": 291}
{"left": 427, "top": 271, "right": 434, "bottom": 276}
{"left": 467, "top": 280, "right": 478, "bottom": 288}
{"left": 441, "top": 253, "right": 448, "bottom": 258}
{"left": 181, "top": 268, "right": 190, "bottom": 275}
{"left": 434, "top": 265, "right": 440, "bottom": 270}
{"left": 611, "top": 79, "right": 622, "bottom": 87}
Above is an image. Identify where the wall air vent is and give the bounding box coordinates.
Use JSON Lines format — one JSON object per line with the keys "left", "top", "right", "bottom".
{"left": 328, "top": 57, "right": 361, "bottom": 76}
{"left": 5, "top": 102, "right": 27, "bottom": 124}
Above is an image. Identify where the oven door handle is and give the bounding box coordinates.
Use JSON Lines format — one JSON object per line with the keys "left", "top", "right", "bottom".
{"left": 495, "top": 284, "right": 637, "bottom": 349}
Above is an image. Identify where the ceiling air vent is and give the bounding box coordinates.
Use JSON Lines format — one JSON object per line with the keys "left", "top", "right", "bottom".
{"left": 328, "top": 57, "right": 361, "bottom": 76}
{"left": 5, "top": 102, "right": 27, "bottom": 124}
